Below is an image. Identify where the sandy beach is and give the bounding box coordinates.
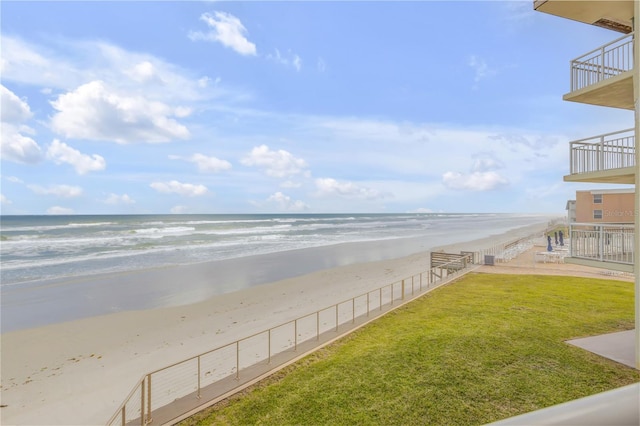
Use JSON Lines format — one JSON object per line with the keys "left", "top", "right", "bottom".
{"left": 1, "top": 220, "right": 607, "bottom": 426}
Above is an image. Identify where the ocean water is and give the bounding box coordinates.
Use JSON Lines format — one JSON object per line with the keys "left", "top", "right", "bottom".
{"left": 1, "top": 213, "right": 556, "bottom": 331}
{"left": 1, "top": 213, "right": 551, "bottom": 287}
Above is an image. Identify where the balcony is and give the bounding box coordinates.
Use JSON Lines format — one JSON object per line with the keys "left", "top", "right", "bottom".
{"left": 533, "top": 1, "right": 634, "bottom": 34}
{"left": 565, "top": 128, "right": 635, "bottom": 184}
{"left": 567, "top": 222, "right": 634, "bottom": 272}
{"left": 563, "top": 33, "right": 634, "bottom": 110}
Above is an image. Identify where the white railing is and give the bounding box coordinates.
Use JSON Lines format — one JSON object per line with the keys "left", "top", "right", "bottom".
{"left": 490, "top": 383, "right": 639, "bottom": 426}
{"left": 569, "top": 222, "right": 634, "bottom": 265}
{"left": 570, "top": 32, "right": 634, "bottom": 92}
{"left": 569, "top": 128, "right": 635, "bottom": 175}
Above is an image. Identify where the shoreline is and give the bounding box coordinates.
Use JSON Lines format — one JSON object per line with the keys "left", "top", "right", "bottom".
{"left": 0, "top": 218, "right": 556, "bottom": 333}
{"left": 0, "top": 220, "right": 555, "bottom": 425}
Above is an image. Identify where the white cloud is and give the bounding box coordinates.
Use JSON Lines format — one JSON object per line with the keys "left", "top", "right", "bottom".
{"left": 47, "top": 139, "right": 106, "bottom": 174}
{"left": 47, "top": 206, "right": 74, "bottom": 215}
{"left": 317, "top": 57, "right": 326, "bottom": 73}
{"left": 0, "top": 85, "right": 42, "bottom": 164}
{"left": 1, "top": 84, "right": 32, "bottom": 122}
{"left": 472, "top": 157, "right": 504, "bottom": 172}
{"left": 28, "top": 184, "right": 83, "bottom": 198}
{"left": 315, "top": 178, "right": 386, "bottom": 200}
{"left": 125, "top": 61, "right": 159, "bottom": 83}
{"left": 1, "top": 36, "right": 66, "bottom": 88}
{"left": 50, "top": 80, "right": 190, "bottom": 144}
{"left": 442, "top": 171, "right": 509, "bottom": 191}
{"left": 1, "top": 125, "right": 43, "bottom": 164}
{"left": 189, "top": 11, "right": 257, "bottom": 56}
{"left": 267, "top": 49, "right": 302, "bottom": 71}
{"left": 1, "top": 194, "right": 12, "bottom": 205}
{"left": 315, "top": 116, "right": 569, "bottom": 185}
{"left": 6, "top": 176, "right": 23, "bottom": 184}
{"left": 104, "top": 193, "right": 135, "bottom": 205}
{"left": 266, "top": 192, "right": 309, "bottom": 211}
{"left": 241, "top": 145, "right": 309, "bottom": 178}
{"left": 468, "top": 55, "right": 497, "bottom": 87}
{"left": 1, "top": 36, "right": 218, "bottom": 104}
{"left": 281, "top": 180, "right": 302, "bottom": 189}
{"left": 170, "top": 153, "right": 232, "bottom": 173}
{"left": 150, "top": 180, "right": 208, "bottom": 196}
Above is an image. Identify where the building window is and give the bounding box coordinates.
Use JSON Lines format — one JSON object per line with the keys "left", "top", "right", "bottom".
{"left": 593, "top": 209, "right": 603, "bottom": 219}
{"left": 593, "top": 194, "right": 602, "bottom": 204}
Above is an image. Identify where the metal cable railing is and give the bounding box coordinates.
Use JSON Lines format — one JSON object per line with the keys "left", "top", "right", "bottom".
{"left": 107, "top": 230, "right": 548, "bottom": 425}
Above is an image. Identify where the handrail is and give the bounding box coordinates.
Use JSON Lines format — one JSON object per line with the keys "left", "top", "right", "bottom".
{"left": 106, "top": 232, "right": 543, "bottom": 425}
{"left": 569, "top": 127, "right": 635, "bottom": 145}
{"left": 569, "top": 222, "right": 634, "bottom": 265}
{"left": 569, "top": 32, "right": 634, "bottom": 64}
{"left": 569, "top": 32, "right": 634, "bottom": 92}
{"left": 568, "top": 128, "right": 635, "bottom": 175}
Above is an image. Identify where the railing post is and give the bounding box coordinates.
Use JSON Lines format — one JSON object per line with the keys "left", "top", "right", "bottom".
{"left": 197, "top": 355, "right": 201, "bottom": 399}
{"left": 600, "top": 45, "right": 605, "bottom": 82}
{"left": 600, "top": 225, "right": 604, "bottom": 261}
{"left": 401, "top": 280, "right": 405, "bottom": 300}
{"left": 235, "top": 341, "right": 240, "bottom": 380}
{"left": 121, "top": 407, "right": 125, "bottom": 426}
{"left": 140, "top": 376, "right": 145, "bottom": 426}
{"left": 146, "top": 374, "right": 151, "bottom": 422}
{"left": 599, "top": 136, "right": 604, "bottom": 171}
{"left": 570, "top": 59, "right": 575, "bottom": 91}
{"left": 569, "top": 142, "right": 574, "bottom": 174}
{"left": 352, "top": 298, "right": 355, "bottom": 324}
{"left": 391, "top": 284, "right": 394, "bottom": 305}
{"left": 367, "top": 292, "right": 370, "bottom": 317}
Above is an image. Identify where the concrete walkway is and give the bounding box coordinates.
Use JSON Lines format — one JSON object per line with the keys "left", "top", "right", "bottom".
{"left": 567, "top": 330, "right": 637, "bottom": 369}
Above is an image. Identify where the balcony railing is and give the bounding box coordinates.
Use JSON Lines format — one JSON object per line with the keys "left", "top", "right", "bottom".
{"left": 569, "top": 128, "right": 635, "bottom": 175}
{"left": 570, "top": 33, "right": 634, "bottom": 92}
{"left": 569, "top": 223, "right": 634, "bottom": 266}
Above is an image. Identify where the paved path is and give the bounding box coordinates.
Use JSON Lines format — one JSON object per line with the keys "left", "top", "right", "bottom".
{"left": 477, "top": 245, "right": 633, "bottom": 282}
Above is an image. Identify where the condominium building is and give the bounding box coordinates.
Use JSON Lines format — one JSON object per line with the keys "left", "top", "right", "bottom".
{"left": 533, "top": 0, "right": 639, "bottom": 369}
{"left": 574, "top": 188, "right": 635, "bottom": 223}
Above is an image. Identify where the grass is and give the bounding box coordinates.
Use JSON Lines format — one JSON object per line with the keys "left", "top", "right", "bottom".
{"left": 182, "top": 273, "right": 638, "bottom": 426}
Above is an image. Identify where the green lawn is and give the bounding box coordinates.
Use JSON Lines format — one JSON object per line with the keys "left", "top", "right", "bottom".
{"left": 183, "top": 273, "right": 639, "bottom": 426}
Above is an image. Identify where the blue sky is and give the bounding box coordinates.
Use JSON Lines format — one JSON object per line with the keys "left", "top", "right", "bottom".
{"left": 0, "top": 1, "right": 634, "bottom": 215}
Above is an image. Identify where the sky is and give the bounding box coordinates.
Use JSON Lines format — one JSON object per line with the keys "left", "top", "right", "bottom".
{"left": 0, "top": 0, "right": 634, "bottom": 215}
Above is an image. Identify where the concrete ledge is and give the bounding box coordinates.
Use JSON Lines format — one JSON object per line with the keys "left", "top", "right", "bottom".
{"left": 489, "top": 382, "right": 640, "bottom": 425}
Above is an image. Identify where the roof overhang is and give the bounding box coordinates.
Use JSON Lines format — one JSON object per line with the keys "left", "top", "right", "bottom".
{"left": 533, "top": 1, "right": 634, "bottom": 33}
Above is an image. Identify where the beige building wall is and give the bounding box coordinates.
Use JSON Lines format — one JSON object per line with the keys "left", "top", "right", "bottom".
{"left": 574, "top": 189, "right": 635, "bottom": 223}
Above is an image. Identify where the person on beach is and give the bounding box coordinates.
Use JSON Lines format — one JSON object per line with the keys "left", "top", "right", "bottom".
{"left": 547, "top": 235, "right": 553, "bottom": 252}
{"left": 554, "top": 231, "right": 558, "bottom": 245}
{"left": 559, "top": 230, "right": 564, "bottom": 246}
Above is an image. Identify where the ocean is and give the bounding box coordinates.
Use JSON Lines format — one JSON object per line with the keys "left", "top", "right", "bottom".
{"left": 1, "top": 213, "right": 556, "bottom": 331}
{"left": 0, "top": 213, "right": 552, "bottom": 286}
